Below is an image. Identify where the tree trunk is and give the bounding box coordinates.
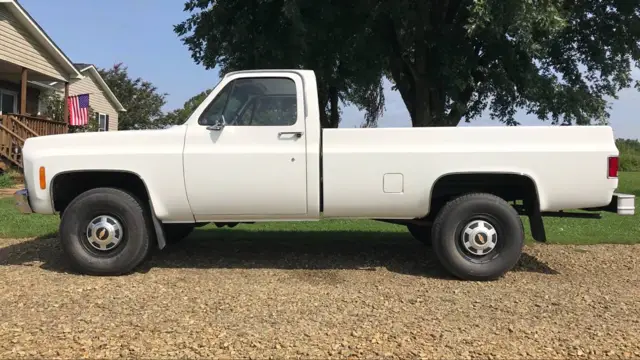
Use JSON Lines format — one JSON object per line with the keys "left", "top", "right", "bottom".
{"left": 317, "top": 85, "right": 330, "bottom": 128}
{"left": 410, "top": 79, "right": 455, "bottom": 127}
{"left": 383, "top": 13, "right": 463, "bottom": 128}
{"left": 328, "top": 86, "right": 339, "bottom": 128}
{"left": 412, "top": 79, "right": 429, "bottom": 127}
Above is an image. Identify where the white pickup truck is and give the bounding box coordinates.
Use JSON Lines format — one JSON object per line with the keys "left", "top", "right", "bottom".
{"left": 15, "top": 69, "right": 635, "bottom": 281}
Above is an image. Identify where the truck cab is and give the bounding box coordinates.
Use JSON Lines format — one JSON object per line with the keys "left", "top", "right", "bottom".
{"left": 182, "top": 70, "right": 322, "bottom": 221}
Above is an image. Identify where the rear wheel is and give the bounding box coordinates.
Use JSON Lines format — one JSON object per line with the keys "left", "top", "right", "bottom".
{"left": 407, "top": 224, "right": 432, "bottom": 246}
{"left": 431, "top": 193, "right": 524, "bottom": 281}
{"left": 59, "top": 187, "right": 153, "bottom": 275}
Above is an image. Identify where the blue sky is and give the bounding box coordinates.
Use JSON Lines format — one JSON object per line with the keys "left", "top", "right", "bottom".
{"left": 20, "top": 0, "right": 640, "bottom": 139}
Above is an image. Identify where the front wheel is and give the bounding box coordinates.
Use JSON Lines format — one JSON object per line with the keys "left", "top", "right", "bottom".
{"left": 431, "top": 193, "right": 524, "bottom": 281}
{"left": 59, "top": 187, "right": 153, "bottom": 275}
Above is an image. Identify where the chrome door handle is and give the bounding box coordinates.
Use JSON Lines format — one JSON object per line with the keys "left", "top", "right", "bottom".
{"left": 278, "top": 131, "right": 303, "bottom": 138}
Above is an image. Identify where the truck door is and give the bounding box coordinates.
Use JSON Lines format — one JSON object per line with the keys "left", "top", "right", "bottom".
{"left": 182, "top": 72, "right": 308, "bottom": 220}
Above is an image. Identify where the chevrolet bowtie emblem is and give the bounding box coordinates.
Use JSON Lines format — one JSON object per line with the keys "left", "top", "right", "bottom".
{"left": 477, "top": 234, "right": 485, "bottom": 244}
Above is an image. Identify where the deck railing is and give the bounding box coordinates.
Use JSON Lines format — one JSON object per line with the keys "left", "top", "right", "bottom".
{"left": 0, "top": 114, "right": 68, "bottom": 168}
{"left": 11, "top": 114, "right": 68, "bottom": 136}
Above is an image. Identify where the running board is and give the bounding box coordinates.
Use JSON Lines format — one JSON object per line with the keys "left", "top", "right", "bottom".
{"left": 513, "top": 206, "right": 601, "bottom": 219}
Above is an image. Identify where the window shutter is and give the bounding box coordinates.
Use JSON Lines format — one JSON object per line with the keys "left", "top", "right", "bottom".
{"left": 105, "top": 114, "right": 110, "bottom": 131}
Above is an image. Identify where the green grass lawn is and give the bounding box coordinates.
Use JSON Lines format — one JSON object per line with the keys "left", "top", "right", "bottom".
{"left": 1, "top": 173, "right": 639, "bottom": 244}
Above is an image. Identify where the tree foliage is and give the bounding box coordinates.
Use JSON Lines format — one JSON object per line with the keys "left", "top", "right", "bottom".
{"left": 175, "top": 0, "right": 640, "bottom": 127}
{"left": 97, "top": 63, "right": 167, "bottom": 130}
{"left": 380, "top": 0, "right": 640, "bottom": 126}
{"left": 37, "top": 90, "right": 65, "bottom": 123}
{"left": 158, "top": 88, "right": 213, "bottom": 127}
{"left": 617, "top": 138, "right": 640, "bottom": 171}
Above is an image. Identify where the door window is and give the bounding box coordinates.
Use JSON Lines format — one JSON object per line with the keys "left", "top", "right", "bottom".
{"left": 199, "top": 77, "right": 297, "bottom": 126}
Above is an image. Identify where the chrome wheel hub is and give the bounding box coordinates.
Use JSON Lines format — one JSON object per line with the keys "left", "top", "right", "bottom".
{"left": 460, "top": 219, "right": 498, "bottom": 256}
{"left": 86, "top": 215, "right": 123, "bottom": 251}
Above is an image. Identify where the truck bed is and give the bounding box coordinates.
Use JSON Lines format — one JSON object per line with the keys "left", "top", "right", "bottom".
{"left": 320, "top": 125, "right": 619, "bottom": 218}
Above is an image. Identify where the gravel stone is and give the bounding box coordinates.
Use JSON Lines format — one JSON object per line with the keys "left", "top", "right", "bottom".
{"left": 1, "top": 236, "right": 639, "bottom": 359}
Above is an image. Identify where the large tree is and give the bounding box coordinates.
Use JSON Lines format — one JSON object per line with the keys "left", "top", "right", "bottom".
{"left": 174, "top": 0, "right": 387, "bottom": 128}
{"left": 98, "top": 63, "right": 168, "bottom": 130}
{"left": 378, "top": 0, "right": 640, "bottom": 126}
{"left": 175, "top": 0, "right": 640, "bottom": 127}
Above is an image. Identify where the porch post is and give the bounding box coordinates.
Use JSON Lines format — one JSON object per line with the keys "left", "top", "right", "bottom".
{"left": 63, "top": 82, "right": 69, "bottom": 123}
{"left": 20, "top": 67, "right": 28, "bottom": 114}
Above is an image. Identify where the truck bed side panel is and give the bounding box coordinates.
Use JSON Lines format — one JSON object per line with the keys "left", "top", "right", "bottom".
{"left": 321, "top": 126, "right": 618, "bottom": 218}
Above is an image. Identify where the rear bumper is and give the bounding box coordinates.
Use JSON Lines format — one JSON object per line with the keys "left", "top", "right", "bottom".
{"left": 591, "top": 192, "right": 636, "bottom": 215}
{"left": 612, "top": 192, "right": 635, "bottom": 215}
{"left": 14, "top": 189, "right": 32, "bottom": 214}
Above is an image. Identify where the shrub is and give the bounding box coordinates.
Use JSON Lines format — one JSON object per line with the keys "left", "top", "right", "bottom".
{"left": 0, "top": 173, "right": 15, "bottom": 188}
{"left": 616, "top": 138, "right": 640, "bottom": 172}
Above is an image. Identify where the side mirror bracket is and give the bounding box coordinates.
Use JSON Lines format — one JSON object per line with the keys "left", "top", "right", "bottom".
{"left": 206, "top": 115, "right": 226, "bottom": 131}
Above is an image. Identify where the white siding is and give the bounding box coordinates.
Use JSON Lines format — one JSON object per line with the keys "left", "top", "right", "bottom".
{"left": 69, "top": 74, "right": 119, "bottom": 131}
{"left": 0, "top": 4, "right": 68, "bottom": 81}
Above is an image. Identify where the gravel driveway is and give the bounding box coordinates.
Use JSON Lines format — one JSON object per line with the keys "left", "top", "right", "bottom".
{"left": 1, "top": 232, "right": 639, "bottom": 359}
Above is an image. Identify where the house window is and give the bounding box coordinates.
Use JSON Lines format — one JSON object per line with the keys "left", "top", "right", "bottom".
{"left": 37, "top": 97, "right": 45, "bottom": 116}
{"left": 97, "top": 113, "right": 109, "bottom": 131}
{"left": 0, "top": 89, "right": 18, "bottom": 115}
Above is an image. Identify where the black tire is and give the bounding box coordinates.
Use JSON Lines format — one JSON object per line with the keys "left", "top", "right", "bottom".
{"left": 431, "top": 193, "right": 524, "bottom": 281}
{"left": 163, "top": 223, "right": 195, "bottom": 244}
{"left": 59, "top": 187, "right": 153, "bottom": 275}
{"left": 407, "top": 224, "right": 432, "bottom": 246}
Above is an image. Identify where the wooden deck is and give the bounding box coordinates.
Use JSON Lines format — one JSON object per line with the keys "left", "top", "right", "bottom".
{"left": 0, "top": 114, "right": 68, "bottom": 169}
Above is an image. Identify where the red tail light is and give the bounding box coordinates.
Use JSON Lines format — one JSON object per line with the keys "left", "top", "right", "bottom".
{"left": 608, "top": 156, "right": 619, "bottom": 178}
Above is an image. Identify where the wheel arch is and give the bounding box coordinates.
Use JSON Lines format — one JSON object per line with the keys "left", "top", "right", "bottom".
{"left": 428, "top": 170, "right": 542, "bottom": 206}
{"left": 50, "top": 169, "right": 153, "bottom": 211}
{"left": 50, "top": 170, "right": 168, "bottom": 249}
{"left": 426, "top": 171, "right": 546, "bottom": 242}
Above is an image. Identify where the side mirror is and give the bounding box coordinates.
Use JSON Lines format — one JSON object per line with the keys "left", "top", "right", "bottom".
{"left": 206, "top": 114, "right": 226, "bottom": 131}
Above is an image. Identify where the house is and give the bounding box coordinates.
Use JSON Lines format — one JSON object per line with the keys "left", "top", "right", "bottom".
{"left": 50, "top": 63, "right": 126, "bottom": 131}
{"left": 0, "top": 0, "right": 125, "bottom": 169}
{"left": 0, "top": 0, "right": 124, "bottom": 131}
{"left": 0, "top": 0, "right": 81, "bottom": 119}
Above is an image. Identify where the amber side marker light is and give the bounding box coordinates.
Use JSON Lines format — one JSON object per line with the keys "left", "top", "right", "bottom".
{"left": 39, "top": 166, "right": 46, "bottom": 189}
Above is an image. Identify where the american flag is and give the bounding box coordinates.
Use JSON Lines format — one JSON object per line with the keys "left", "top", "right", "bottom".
{"left": 68, "top": 94, "right": 89, "bottom": 126}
